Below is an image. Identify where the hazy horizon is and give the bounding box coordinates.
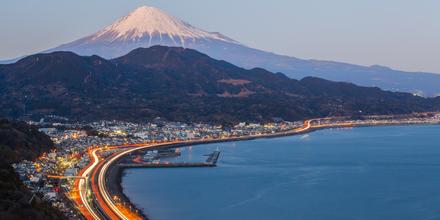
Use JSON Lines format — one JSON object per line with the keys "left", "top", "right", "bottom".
{"left": 1, "top": 0, "right": 439, "bottom": 73}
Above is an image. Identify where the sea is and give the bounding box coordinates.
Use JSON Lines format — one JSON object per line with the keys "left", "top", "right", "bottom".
{"left": 122, "top": 125, "right": 440, "bottom": 220}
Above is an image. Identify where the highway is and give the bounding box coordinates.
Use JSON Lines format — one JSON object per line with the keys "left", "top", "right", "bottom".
{"left": 78, "top": 148, "right": 101, "bottom": 220}
{"left": 97, "top": 145, "right": 150, "bottom": 220}
{"left": 293, "top": 120, "right": 312, "bottom": 132}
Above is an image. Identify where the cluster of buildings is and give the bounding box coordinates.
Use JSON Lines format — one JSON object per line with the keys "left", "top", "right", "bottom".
{"left": 13, "top": 112, "right": 440, "bottom": 218}
{"left": 12, "top": 151, "right": 86, "bottom": 219}
{"left": 87, "top": 119, "right": 303, "bottom": 142}
{"left": 311, "top": 112, "right": 440, "bottom": 127}
{"left": 13, "top": 117, "right": 302, "bottom": 217}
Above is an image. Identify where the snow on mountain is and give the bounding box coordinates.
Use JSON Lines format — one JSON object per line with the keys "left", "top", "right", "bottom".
{"left": 4, "top": 5, "right": 440, "bottom": 96}
{"left": 48, "top": 6, "right": 241, "bottom": 58}
{"left": 92, "top": 6, "right": 237, "bottom": 45}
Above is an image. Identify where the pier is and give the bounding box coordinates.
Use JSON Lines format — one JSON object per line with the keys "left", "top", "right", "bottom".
{"left": 205, "top": 150, "right": 220, "bottom": 165}
{"left": 118, "top": 150, "right": 221, "bottom": 168}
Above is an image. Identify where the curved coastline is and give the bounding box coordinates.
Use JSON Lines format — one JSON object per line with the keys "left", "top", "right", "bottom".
{"left": 104, "top": 120, "right": 440, "bottom": 220}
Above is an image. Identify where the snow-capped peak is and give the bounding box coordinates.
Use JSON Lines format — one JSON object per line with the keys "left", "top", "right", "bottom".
{"left": 93, "top": 6, "right": 238, "bottom": 44}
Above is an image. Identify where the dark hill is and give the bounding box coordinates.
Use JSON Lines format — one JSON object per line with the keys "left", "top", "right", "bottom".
{"left": 0, "top": 119, "right": 64, "bottom": 219}
{"left": 0, "top": 119, "right": 52, "bottom": 163}
{"left": 0, "top": 46, "right": 439, "bottom": 123}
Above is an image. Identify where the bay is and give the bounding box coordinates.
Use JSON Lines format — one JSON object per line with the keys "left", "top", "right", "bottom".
{"left": 122, "top": 125, "right": 440, "bottom": 220}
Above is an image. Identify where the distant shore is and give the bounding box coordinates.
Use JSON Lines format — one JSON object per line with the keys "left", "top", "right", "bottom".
{"left": 105, "top": 119, "right": 440, "bottom": 220}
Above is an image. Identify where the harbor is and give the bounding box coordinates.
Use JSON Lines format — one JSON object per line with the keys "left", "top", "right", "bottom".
{"left": 118, "top": 149, "right": 221, "bottom": 168}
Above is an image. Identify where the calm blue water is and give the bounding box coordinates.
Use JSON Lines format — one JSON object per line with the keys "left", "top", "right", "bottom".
{"left": 122, "top": 125, "right": 440, "bottom": 220}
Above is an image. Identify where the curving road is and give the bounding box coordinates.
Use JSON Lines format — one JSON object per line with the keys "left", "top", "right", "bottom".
{"left": 97, "top": 145, "right": 151, "bottom": 220}
{"left": 78, "top": 148, "right": 101, "bottom": 220}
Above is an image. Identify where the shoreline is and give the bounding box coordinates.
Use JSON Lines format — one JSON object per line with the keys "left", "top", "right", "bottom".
{"left": 105, "top": 121, "right": 440, "bottom": 220}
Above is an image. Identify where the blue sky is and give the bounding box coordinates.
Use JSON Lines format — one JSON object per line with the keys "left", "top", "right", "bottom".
{"left": 1, "top": 0, "right": 439, "bottom": 73}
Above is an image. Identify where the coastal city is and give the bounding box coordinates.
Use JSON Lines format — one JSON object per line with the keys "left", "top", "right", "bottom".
{"left": 2, "top": 2, "right": 440, "bottom": 220}
{"left": 13, "top": 112, "right": 440, "bottom": 219}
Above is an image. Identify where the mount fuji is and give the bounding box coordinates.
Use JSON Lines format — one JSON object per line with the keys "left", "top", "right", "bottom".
{"left": 14, "top": 6, "right": 440, "bottom": 96}
{"left": 49, "top": 6, "right": 241, "bottom": 59}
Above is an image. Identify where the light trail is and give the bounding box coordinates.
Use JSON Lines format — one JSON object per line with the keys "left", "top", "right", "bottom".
{"left": 78, "top": 148, "right": 101, "bottom": 220}
{"left": 47, "top": 175, "right": 84, "bottom": 179}
{"left": 97, "top": 145, "right": 156, "bottom": 220}
{"left": 293, "top": 120, "right": 312, "bottom": 132}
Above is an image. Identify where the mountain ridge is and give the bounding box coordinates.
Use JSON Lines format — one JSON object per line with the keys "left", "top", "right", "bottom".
{"left": 2, "top": 6, "right": 440, "bottom": 96}
{"left": 1, "top": 46, "right": 439, "bottom": 123}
